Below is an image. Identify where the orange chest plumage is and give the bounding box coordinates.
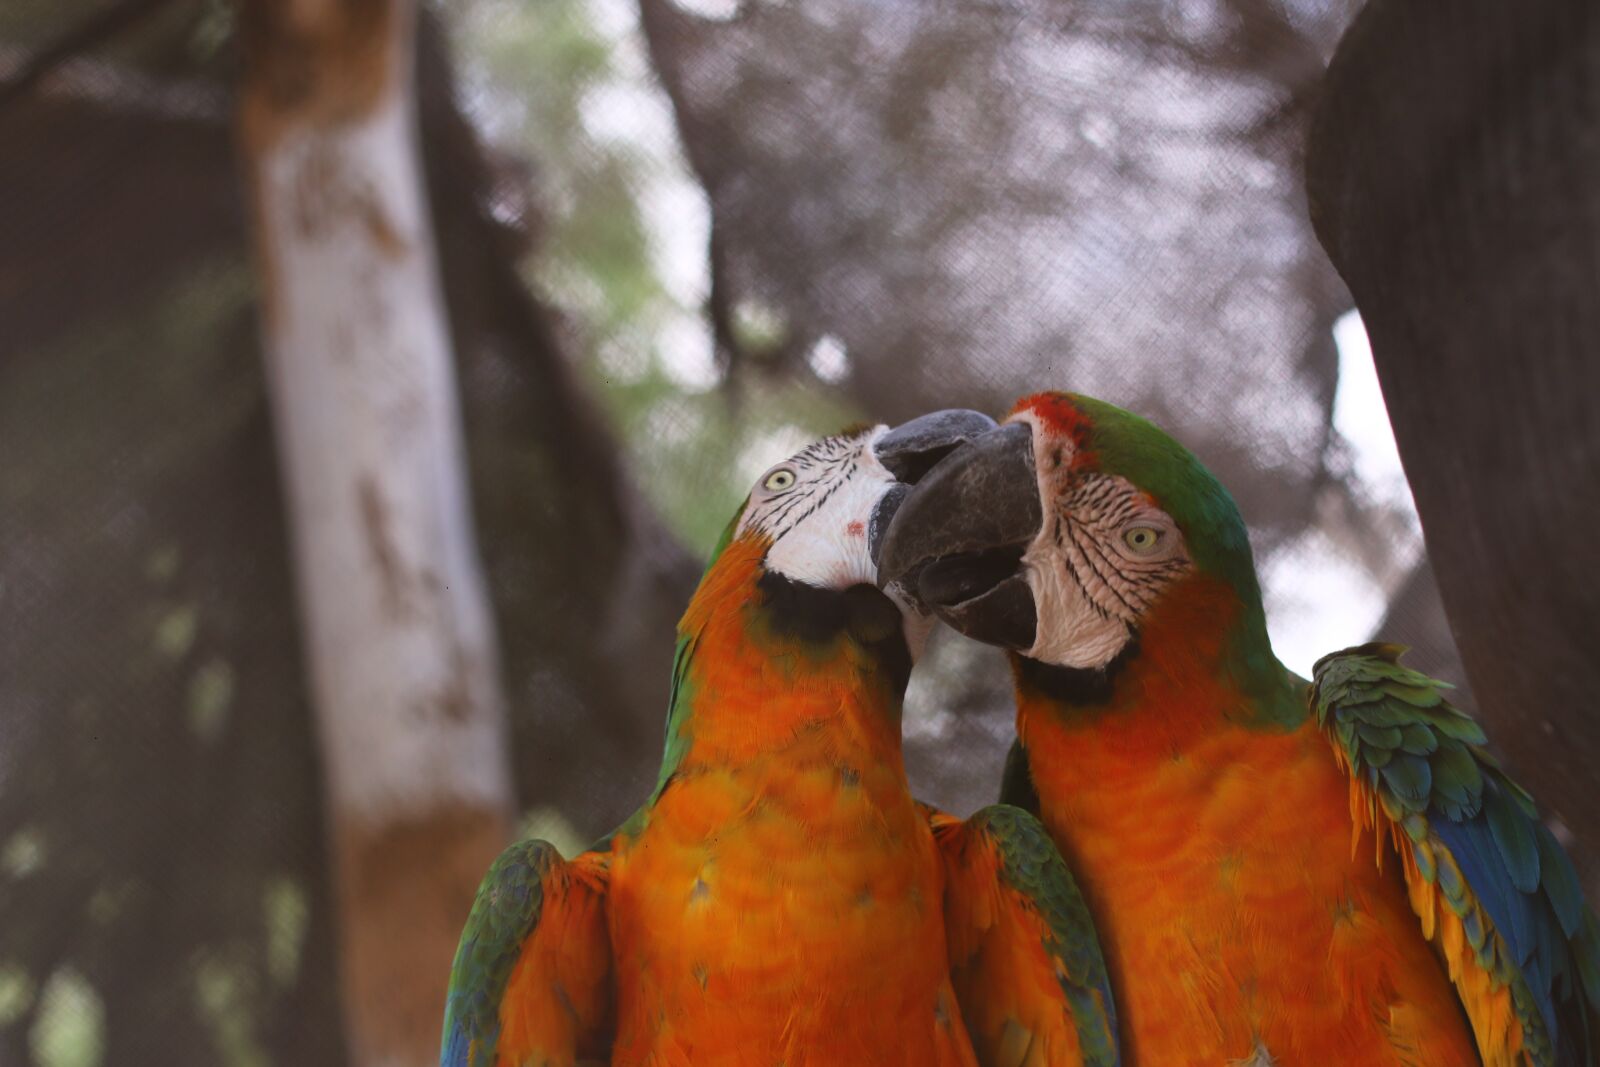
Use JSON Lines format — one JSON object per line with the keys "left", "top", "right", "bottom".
{"left": 602, "top": 546, "right": 976, "bottom": 1067}
{"left": 1017, "top": 608, "right": 1480, "bottom": 1065}
{"left": 605, "top": 755, "right": 969, "bottom": 1066}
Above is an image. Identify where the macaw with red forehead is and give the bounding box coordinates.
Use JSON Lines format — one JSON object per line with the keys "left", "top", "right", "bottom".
{"left": 879, "top": 391, "right": 1600, "bottom": 1066}
{"left": 440, "top": 412, "right": 1121, "bottom": 1067}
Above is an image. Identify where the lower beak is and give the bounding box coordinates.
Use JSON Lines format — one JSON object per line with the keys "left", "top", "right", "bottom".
{"left": 875, "top": 422, "right": 1044, "bottom": 649}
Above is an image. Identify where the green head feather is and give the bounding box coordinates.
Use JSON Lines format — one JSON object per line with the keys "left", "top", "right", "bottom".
{"left": 1058, "top": 394, "right": 1263, "bottom": 615}
{"left": 1019, "top": 392, "right": 1300, "bottom": 720}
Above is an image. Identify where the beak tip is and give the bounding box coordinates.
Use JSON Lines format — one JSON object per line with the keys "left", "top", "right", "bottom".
{"left": 932, "top": 574, "right": 1037, "bottom": 651}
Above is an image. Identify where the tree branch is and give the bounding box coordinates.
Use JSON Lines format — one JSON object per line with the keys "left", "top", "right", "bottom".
{"left": 0, "top": 0, "right": 179, "bottom": 112}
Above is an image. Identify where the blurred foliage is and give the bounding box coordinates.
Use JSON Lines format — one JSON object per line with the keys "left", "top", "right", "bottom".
{"left": 0, "top": 235, "right": 341, "bottom": 1066}
{"left": 452, "top": 0, "right": 860, "bottom": 552}
{"left": 0, "top": 0, "right": 235, "bottom": 79}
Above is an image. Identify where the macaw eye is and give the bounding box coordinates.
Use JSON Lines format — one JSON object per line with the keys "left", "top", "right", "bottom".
{"left": 764, "top": 468, "right": 797, "bottom": 492}
{"left": 1122, "top": 526, "right": 1163, "bottom": 554}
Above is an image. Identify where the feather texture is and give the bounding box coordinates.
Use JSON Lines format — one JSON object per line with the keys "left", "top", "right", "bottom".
{"left": 441, "top": 424, "right": 1120, "bottom": 1066}
{"left": 1313, "top": 643, "right": 1600, "bottom": 1067}
{"left": 440, "top": 841, "right": 611, "bottom": 1067}
{"left": 603, "top": 538, "right": 979, "bottom": 1066}
{"left": 934, "top": 805, "right": 1120, "bottom": 1067}
{"left": 1011, "top": 575, "right": 1483, "bottom": 1065}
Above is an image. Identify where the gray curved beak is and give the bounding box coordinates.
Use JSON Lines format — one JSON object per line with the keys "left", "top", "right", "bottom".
{"left": 875, "top": 421, "right": 1044, "bottom": 649}
{"left": 867, "top": 409, "right": 998, "bottom": 568}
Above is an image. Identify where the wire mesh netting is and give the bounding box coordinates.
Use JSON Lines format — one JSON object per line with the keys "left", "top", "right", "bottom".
{"left": 4, "top": 0, "right": 1588, "bottom": 1064}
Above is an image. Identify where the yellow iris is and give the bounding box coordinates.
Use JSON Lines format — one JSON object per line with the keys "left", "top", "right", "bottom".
{"left": 1123, "top": 526, "right": 1161, "bottom": 553}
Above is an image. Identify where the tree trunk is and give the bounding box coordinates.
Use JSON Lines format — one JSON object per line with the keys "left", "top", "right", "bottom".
{"left": 1307, "top": 0, "right": 1600, "bottom": 884}
{"left": 237, "top": 2, "right": 514, "bottom": 1064}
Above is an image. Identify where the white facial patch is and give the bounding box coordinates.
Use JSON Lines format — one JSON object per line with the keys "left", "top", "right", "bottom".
{"left": 1007, "top": 411, "right": 1191, "bottom": 669}
{"left": 1022, "top": 552, "right": 1139, "bottom": 668}
{"left": 737, "top": 426, "right": 934, "bottom": 657}
{"left": 738, "top": 427, "right": 888, "bottom": 589}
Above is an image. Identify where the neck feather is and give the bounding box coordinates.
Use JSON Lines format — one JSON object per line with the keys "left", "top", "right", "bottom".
{"left": 1013, "top": 573, "right": 1304, "bottom": 755}
{"left": 654, "top": 539, "right": 911, "bottom": 789}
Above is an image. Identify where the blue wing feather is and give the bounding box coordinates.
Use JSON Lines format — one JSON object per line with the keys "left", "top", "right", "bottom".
{"left": 1313, "top": 644, "right": 1600, "bottom": 1066}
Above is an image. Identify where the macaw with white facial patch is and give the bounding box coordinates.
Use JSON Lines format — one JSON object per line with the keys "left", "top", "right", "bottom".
{"left": 879, "top": 391, "right": 1600, "bottom": 1067}
{"left": 441, "top": 412, "right": 1121, "bottom": 1067}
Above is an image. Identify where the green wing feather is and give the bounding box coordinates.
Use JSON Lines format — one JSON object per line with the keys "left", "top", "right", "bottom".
{"left": 647, "top": 512, "right": 730, "bottom": 807}
{"left": 650, "top": 628, "right": 698, "bottom": 802}
{"left": 440, "top": 839, "right": 609, "bottom": 1067}
{"left": 1312, "top": 643, "right": 1600, "bottom": 1066}
{"left": 939, "top": 803, "right": 1121, "bottom": 1067}
{"left": 981, "top": 804, "right": 1121, "bottom": 1066}
{"left": 444, "top": 514, "right": 731, "bottom": 1067}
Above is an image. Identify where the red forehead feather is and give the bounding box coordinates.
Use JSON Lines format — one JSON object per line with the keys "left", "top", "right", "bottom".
{"left": 1010, "top": 392, "right": 1087, "bottom": 434}
{"left": 1009, "top": 392, "right": 1093, "bottom": 453}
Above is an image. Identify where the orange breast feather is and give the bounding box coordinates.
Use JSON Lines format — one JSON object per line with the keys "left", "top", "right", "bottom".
{"left": 1020, "top": 579, "right": 1480, "bottom": 1066}
{"left": 603, "top": 544, "right": 978, "bottom": 1067}
{"left": 494, "top": 851, "right": 613, "bottom": 1067}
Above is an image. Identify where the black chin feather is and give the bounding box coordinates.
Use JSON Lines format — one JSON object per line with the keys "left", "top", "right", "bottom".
{"left": 755, "top": 570, "right": 913, "bottom": 694}
{"left": 1014, "top": 634, "right": 1141, "bottom": 707}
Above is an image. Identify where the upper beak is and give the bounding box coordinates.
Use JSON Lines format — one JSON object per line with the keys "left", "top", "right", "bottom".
{"left": 875, "top": 422, "right": 1044, "bottom": 649}
{"left": 867, "top": 409, "right": 999, "bottom": 568}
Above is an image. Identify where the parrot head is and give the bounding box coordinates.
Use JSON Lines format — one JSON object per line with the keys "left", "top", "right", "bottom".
{"left": 877, "top": 392, "right": 1271, "bottom": 677}
{"left": 645, "top": 409, "right": 1001, "bottom": 800}
{"left": 699, "top": 408, "right": 1001, "bottom": 652}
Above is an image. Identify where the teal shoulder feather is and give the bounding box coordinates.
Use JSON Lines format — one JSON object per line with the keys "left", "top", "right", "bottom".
{"left": 1312, "top": 643, "right": 1600, "bottom": 1066}
{"left": 649, "top": 628, "right": 699, "bottom": 803}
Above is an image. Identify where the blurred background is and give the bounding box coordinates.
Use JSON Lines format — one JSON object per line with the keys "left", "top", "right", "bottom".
{"left": 0, "top": 0, "right": 1590, "bottom": 1065}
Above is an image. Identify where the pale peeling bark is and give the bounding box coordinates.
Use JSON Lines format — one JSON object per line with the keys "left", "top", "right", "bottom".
{"left": 239, "top": 2, "right": 513, "bottom": 1063}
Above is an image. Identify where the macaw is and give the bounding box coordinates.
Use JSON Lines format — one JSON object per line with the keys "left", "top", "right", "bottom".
{"left": 877, "top": 391, "right": 1600, "bottom": 1066}
{"left": 440, "top": 412, "right": 1121, "bottom": 1067}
